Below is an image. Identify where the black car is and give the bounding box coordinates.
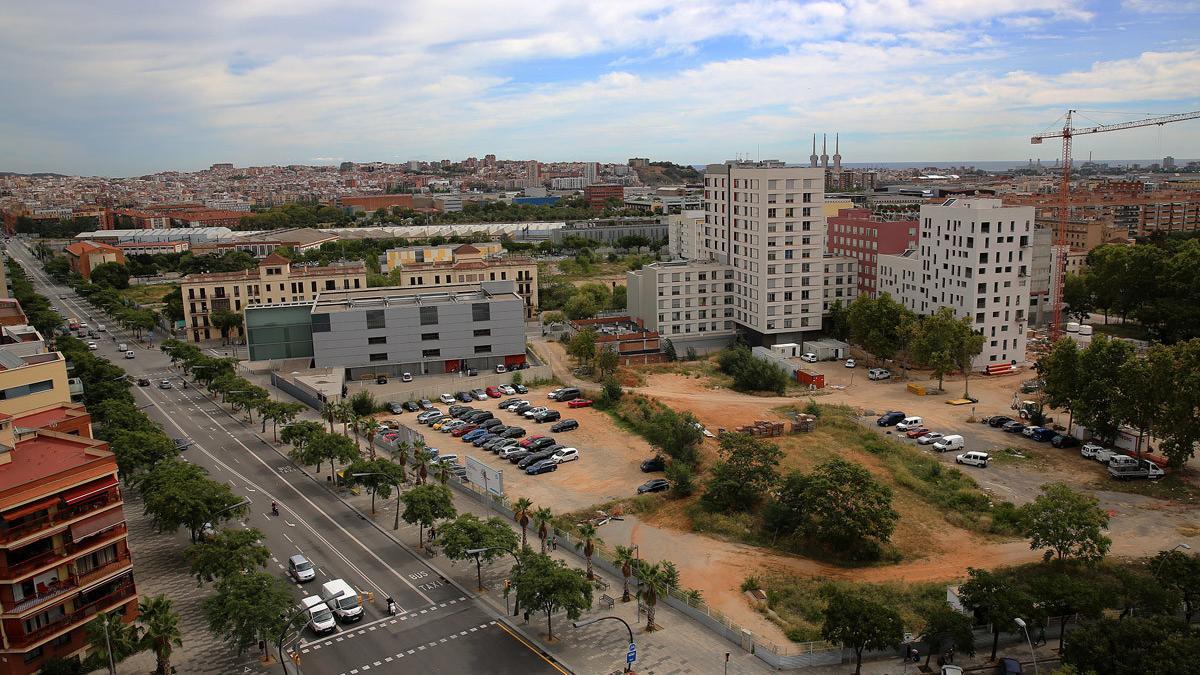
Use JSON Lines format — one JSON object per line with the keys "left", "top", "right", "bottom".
{"left": 1002, "top": 421, "right": 1026, "bottom": 434}
{"left": 550, "top": 419, "right": 579, "bottom": 433}
{"left": 419, "top": 399, "right": 435, "bottom": 410}
{"left": 173, "top": 437, "right": 191, "bottom": 451}
{"left": 988, "top": 415, "right": 1014, "bottom": 428}
{"left": 513, "top": 384, "right": 529, "bottom": 394}
{"left": 527, "top": 437, "right": 557, "bottom": 451}
{"left": 483, "top": 437, "right": 510, "bottom": 451}
{"left": 498, "top": 398, "right": 520, "bottom": 408}
{"left": 478, "top": 418, "right": 503, "bottom": 430}
{"left": 640, "top": 456, "right": 665, "bottom": 472}
{"left": 876, "top": 411, "right": 906, "bottom": 426}
{"left": 457, "top": 391, "right": 473, "bottom": 402}
{"left": 535, "top": 410, "right": 561, "bottom": 423}
{"left": 500, "top": 426, "right": 526, "bottom": 438}
{"left": 638, "top": 479, "right": 670, "bottom": 494}
{"left": 526, "top": 460, "right": 558, "bottom": 475}
{"left": 513, "top": 403, "right": 534, "bottom": 415}
{"left": 376, "top": 375, "right": 388, "bottom": 384}
{"left": 466, "top": 411, "right": 495, "bottom": 423}
{"left": 137, "top": 377, "right": 151, "bottom": 387}
{"left": 402, "top": 401, "right": 421, "bottom": 412}
{"left": 387, "top": 401, "right": 405, "bottom": 414}
{"left": 518, "top": 449, "right": 557, "bottom": 469}
{"left": 505, "top": 449, "right": 532, "bottom": 463}
{"left": 449, "top": 405, "right": 471, "bottom": 417}
{"left": 1051, "top": 434, "right": 1081, "bottom": 448}
{"left": 473, "top": 433, "right": 499, "bottom": 447}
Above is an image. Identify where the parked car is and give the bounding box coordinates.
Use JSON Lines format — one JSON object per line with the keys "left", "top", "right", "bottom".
{"left": 498, "top": 384, "right": 516, "bottom": 395}
{"left": 499, "top": 445, "right": 527, "bottom": 460}
{"left": 451, "top": 424, "right": 478, "bottom": 437}
{"left": 526, "top": 437, "right": 557, "bottom": 451}
{"left": 988, "top": 416, "right": 1014, "bottom": 428}
{"left": 933, "top": 435, "right": 965, "bottom": 453}
{"left": 387, "top": 401, "right": 405, "bottom": 414}
{"left": 449, "top": 405, "right": 472, "bottom": 417}
{"left": 916, "top": 432, "right": 943, "bottom": 445}
{"left": 549, "top": 387, "right": 581, "bottom": 402}
{"left": 896, "top": 416, "right": 924, "bottom": 431}
{"left": 513, "top": 403, "right": 534, "bottom": 415}
{"left": 523, "top": 406, "right": 549, "bottom": 419}
{"left": 551, "top": 447, "right": 579, "bottom": 463}
{"left": 495, "top": 364, "right": 508, "bottom": 374}
{"left": 567, "top": 399, "right": 594, "bottom": 408}
{"left": 1002, "top": 421, "right": 1027, "bottom": 434}
{"left": 485, "top": 386, "right": 502, "bottom": 398}
{"left": 422, "top": 412, "right": 444, "bottom": 426}
{"left": 518, "top": 435, "right": 545, "bottom": 448}
{"left": 638, "top": 479, "right": 670, "bottom": 494}
{"left": 513, "top": 384, "right": 529, "bottom": 394}
{"left": 439, "top": 393, "right": 456, "bottom": 404}
{"left": 418, "top": 399, "right": 434, "bottom": 410}
{"left": 904, "top": 427, "right": 930, "bottom": 439}
{"left": 471, "top": 389, "right": 488, "bottom": 401}
{"left": 799, "top": 352, "right": 818, "bottom": 363}
{"left": 535, "top": 410, "right": 561, "bottom": 423}
{"left": 457, "top": 391, "right": 474, "bottom": 402}
{"left": 498, "top": 398, "right": 520, "bottom": 408}
{"left": 640, "top": 456, "right": 666, "bottom": 472}
{"left": 1051, "top": 434, "right": 1080, "bottom": 448}
{"left": 867, "top": 368, "right": 891, "bottom": 380}
{"left": 550, "top": 419, "right": 579, "bottom": 433}
{"left": 401, "top": 372, "right": 413, "bottom": 382}
{"left": 1080, "top": 443, "right": 1104, "bottom": 459}
{"left": 518, "top": 449, "right": 556, "bottom": 469}
{"left": 1029, "top": 427, "right": 1057, "bottom": 442}
{"left": 403, "top": 401, "right": 421, "bottom": 412}
{"left": 503, "top": 448, "right": 532, "bottom": 462}
{"left": 483, "top": 437, "right": 510, "bottom": 451}
{"left": 955, "top": 451, "right": 990, "bottom": 467}
{"left": 375, "top": 375, "right": 388, "bottom": 385}
{"left": 478, "top": 418, "right": 503, "bottom": 430}
{"left": 526, "top": 459, "right": 558, "bottom": 475}
{"left": 499, "top": 426, "right": 526, "bottom": 438}
{"left": 504, "top": 400, "right": 530, "bottom": 411}
{"left": 877, "top": 411, "right": 906, "bottom": 426}
{"left": 462, "top": 428, "right": 490, "bottom": 443}
{"left": 845, "top": 359, "right": 856, "bottom": 368}
{"left": 87, "top": 342, "right": 98, "bottom": 350}
{"left": 473, "top": 433, "right": 499, "bottom": 447}
{"left": 1093, "top": 447, "right": 1117, "bottom": 464}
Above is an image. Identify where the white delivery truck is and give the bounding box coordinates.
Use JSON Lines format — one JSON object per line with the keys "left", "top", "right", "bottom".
{"left": 321, "top": 579, "right": 363, "bottom": 622}
{"left": 301, "top": 596, "right": 337, "bottom": 634}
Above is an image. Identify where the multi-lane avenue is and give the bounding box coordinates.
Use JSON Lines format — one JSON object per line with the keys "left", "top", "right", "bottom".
{"left": 8, "top": 240, "right": 565, "bottom": 675}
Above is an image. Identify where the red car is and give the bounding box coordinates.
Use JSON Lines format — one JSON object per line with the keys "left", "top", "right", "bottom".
{"left": 485, "top": 386, "right": 502, "bottom": 398}
{"left": 451, "top": 424, "right": 479, "bottom": 437}
{"left": 518, "top": 435, "right": 545, "bottom": 448}
{"left": 904, "top": 427, "right": 930, "bottom": 439}
{"left": 567, "top": 399, "right": 594, "bottom": 408}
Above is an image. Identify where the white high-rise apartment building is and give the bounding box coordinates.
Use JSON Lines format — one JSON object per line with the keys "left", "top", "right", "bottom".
{"left": 582, "top": 162, "right": 599, "bottom": 187}
{"left": 701, "top": 161, "right": 827, "bottom": 344}
{"left": 877, "top": 198, "right": 1033, "bottom": 370}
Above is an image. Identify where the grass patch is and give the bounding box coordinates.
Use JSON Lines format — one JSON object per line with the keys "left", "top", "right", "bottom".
{"left": 1090, "top": 473, "right": 1200, "bottom": 502}
{"left": 120, "top": 283, "right": 176, "bottom": 307}
{"left": 1091, "top": 321, "right": 1151, "bottom": 341}
{"left": 745, "top": 574, "right": 947, "bottom": 643}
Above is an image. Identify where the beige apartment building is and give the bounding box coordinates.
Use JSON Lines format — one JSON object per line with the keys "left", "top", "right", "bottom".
{"left": 383, "top": 244, "right": 538, "bottom": 317}
{"left": 821, "top": 255, "right": 859, "bottom": 312}
{"left": 627, "top": 259, "right": 737, "bottom": 354}
{"left": 180, "top": 254, "right": 367, "bottom": 342}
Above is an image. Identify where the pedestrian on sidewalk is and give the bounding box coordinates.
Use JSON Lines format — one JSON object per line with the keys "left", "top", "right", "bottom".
{"left": 551, "top": 534, "right": 558, "bottom": 551}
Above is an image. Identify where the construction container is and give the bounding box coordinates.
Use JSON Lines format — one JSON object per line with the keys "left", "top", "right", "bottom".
{"left": 796, "top": 369, "right": 825, "bottom": 389}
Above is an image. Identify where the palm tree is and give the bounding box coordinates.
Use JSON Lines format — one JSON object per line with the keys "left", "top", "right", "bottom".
{"left": 138, "top": 594, "right": 183, "bottom": 675}
{"left": 413, "top": 447, "right": 433, "bottom": 485}
{"left": 321, "top": 401, "right": 338, "bottom": 433}
{"left": 634, "top": 561, "right": 673, "bottom": 631}
{"left": 575, "top": 523, "right": 600, "bottom": 580}
{"left": 434, "top": 461, "right": 452, "bottom": 485}
{"left": 512, "top": 497, "right": 534, "bottom": 549}
{"left": 533, "top": 507, "right": 553, "bottom": 554}
{"left": 362, "top": 418, "right": 381, "bottom": 460}
{"left": 85, "top": 611, "right": 140, "bottom": 674}
{"left": 395, "top": 441, "right": 410, "bottom": 483}
{"left": 614, "top": 545, "right": 636, "bottom": 602}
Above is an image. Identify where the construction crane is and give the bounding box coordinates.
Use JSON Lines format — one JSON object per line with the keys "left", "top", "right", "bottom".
{"left": 1030, "top": 108, "right": 1200, "bottom": 340}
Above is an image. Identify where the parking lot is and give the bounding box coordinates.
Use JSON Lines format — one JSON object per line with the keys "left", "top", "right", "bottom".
{"left": 388, "top": 384, "right": 661, "bottom": 513}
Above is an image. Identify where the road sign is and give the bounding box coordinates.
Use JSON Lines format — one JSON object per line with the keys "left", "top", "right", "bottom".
{"left": 627, "top": 642, "right": 636, "bottom": 664}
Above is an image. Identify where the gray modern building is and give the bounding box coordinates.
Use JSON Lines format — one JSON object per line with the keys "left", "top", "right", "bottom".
{"left": 245, "top": 281, "right": 527, "bottom": 379}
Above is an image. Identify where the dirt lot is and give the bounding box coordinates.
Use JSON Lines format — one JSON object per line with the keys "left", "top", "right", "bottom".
{"left": 426, "top": 384, "right": 658, "bottom": 512}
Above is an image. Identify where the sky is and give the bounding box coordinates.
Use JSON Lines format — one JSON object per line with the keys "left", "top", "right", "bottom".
{"left": 1, "top": 0, "right": 1199, "bottom": 176}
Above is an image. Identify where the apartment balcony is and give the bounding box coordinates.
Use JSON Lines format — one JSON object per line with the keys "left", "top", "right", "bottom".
{"left": 0, "top": 486, "right": 122, "bottom": 548}
{"left": 2, "top": 551, "right": 132, "bottom": 616}
{"left": 0, "top": 521, "right": 128, "bottom": 582}
{"left": 3, "top": 577, "right": 136, "bottom": 650}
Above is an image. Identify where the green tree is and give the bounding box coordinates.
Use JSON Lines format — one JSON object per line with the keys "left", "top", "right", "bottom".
{"left": 821, "top": 589, "right": 904, "bottom": 675}
{"left": 951, "top": 323, "right": 987, "bottom": 399}
{"left": 136, "top": 460, "right": 247, "bottom": 542}
{"left": 307, "top": 431, "right": 360, "bottom": 484}
{"left": 282, "top": 420, "right": 326, "bottom": 465}
{"left": 202, "top": 571, "right": 293, "bottom": 659}
{"left": 665, "top": 461, "right": 696, "bottom": 497}
{"left": 563, "top": 293, "right": 599, "bottom": 320}
{"left": 632, "top": 559, "right": 674, "bottom": 631}
{"left": 700, "top": 433, "right": 783, "bottom": 513}
{"left": 260, "top": 401, "right": 304, "bottom": 441}
{"left": 89, "top": 262, "right": 131, "bottom": 289}
{"left": 185, "top": 527, "right": 270, "bottom": 583}
{"left": 566, "top": 329, "right": 597, "bottom": 364}
{"left": 600, "top": 376, "right": 623, "bottom": 405}
{"left": 1061, "top": 616, "right": 1200, "bottom": 675}
{"left": 349, "top": 390, "right": 377, "bottom": 417}
{"left": 209, "top": 308, "right": 244, "bottom": 345}
{"left": 958, "top": 568, "right": 1036, "bottom": 661}
{"left": 613, "top": 545, "right": 637, "bottom": 602}
{"left": 1075, "top": 336, "right": 1137, "bottom": 443}
{"left": 716, "top": 344, "right": 789, "bottom": 394}
{"left": 1155, "top": 339, "right": 1200, "bottom": 467}
{"left": 1151, "top": 548, "right": 1200, "bottom": 625}
{"left": 909, "top": 308, "right": 963, "bottom": 390}
{"left": 1062, "top": 272, "right": 1095, "bottom": 321}
{"left": 917, "top": 604, "right": 975, "bottom": 667}
{"left": 847, "top": 293, "right": 912, "bottom": 361}
{"left": 345, "top": 458, "right": 403, "bottom": 515}
{"left": 107, "top": 429, "right": 180, "bottom": 480}
{"left": 439, "top": 513, "right": 520, "bottom": 590}
{"left": 401, "top": 483, "right": 457, "bottom": 548}
{"left": 1039, "top": 337, "right": 1082, "bottom": 431}
{"left": 1020, "top": 482, "right": 1111, "bottom": 562}
{"left": 512, "top": 497, "right": 534, "bottom": 549}
{"left": 84, "top": 611, "right": 141, "bottom": 673}
{"left": 644, "top": 409, "right": 703, "bottom": 465}
{"left": 662, "top": 337, "right": 677, "bottom": 362}
{"left": 795, "top": 458, "right": 897, "bottom": 552}
{"left": 512, "top": 550, "right": 593, "bottom": 641}
{"left": 825, "top": 299, "right": 851, "bottom": 342}
{"left": 574, "top": 522, "right": 601, "bottom": 580}
{"left": 597, "top": 346, "right": 619, "bottom": 376}
{"left": 137, "top": 594, "right": 184, "bottom": 675}
{"left": 533, "top": 506, "right": 554, "bottom": 554}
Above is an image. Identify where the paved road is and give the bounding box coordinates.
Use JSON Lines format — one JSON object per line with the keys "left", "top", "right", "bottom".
{"left": 9, "top": 241, "right": 565, "bottom": 675}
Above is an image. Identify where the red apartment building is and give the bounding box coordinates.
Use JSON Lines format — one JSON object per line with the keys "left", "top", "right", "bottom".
{"left": 584, "top": 185, "right": 625, "bottom": 210}
{"left": 826, "top": 208, "right": 918, "bottom": 297}
{"left": 336, "top": 194, "right": 415, "bottom": 212}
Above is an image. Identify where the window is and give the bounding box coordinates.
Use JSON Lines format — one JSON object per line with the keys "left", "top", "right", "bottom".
{"left": 325, "top": 280, "right": 336, "bottom": 290}
{"left": 419, "top": 306, "right": 438, "bottom": 325}
{"left": 473, "top": 329, "right": 491, "bottom": 337}
{"left": 312, "top": 314, "right": 331, "bottom": 333}
{"left": 421, "top": 332, "right": 439, "bottom": 341}
{"left": 422, "top": 348, "right": 441, "bottom": 357}
{"left": 472, "top": 303, "right": 491, "bottom": 321}
{"left": 369, "top": 353, "right": 388, "bottom": 362}
{"left": 368, "top": 336, "right": 386, "bottom": 345}
{"left": 0, "top": 379, "right": 55, "bottom": 401}
{"left": 366, "top": 310, "right": 385, "bottom": 329}
{"left": 474, "top": 345, "right": 492, "bottom": 354}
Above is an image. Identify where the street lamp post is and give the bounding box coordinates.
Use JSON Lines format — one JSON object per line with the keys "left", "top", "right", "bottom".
{"left": 351, "top": 472, "right": 403, "bottom": 530}
{"left": 1154, "top": 543, "right": 1192, "bottom": 575}
{"left": 573, "top": 616, "right": 636, "bottom": 673}
{"left": 466, "top": 546, "right": 522, "bottom": 614}
{"left": 1015, "top": 617, "right": 1039, "bottom": 675}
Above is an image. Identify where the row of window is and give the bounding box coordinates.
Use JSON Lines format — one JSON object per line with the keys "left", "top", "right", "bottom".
{"left": 368, "top": 344, "right": 493, "bottom": 362}
{"left": 188, "top": 277, "right": 360, "bottom": 300}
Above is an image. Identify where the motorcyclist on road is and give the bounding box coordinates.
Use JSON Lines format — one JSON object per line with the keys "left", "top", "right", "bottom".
{"left": 386, "top": 597, "right": 398, "bottom": 615}
{"left": 271, "top": 501, "right": 279, "bottom": 516}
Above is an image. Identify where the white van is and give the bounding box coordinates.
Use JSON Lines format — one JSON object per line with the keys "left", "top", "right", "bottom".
{"left": 1108, "top": 454, "right": 1139, "bottom": 469}
{"left": 124, "top": 350, "right": 135, "bottom": 359}
{"left": 321, "top": 579, "right": 363, "bottom": 622}
{"left": 800, "top": 352, "right": 818, "bottom": 363}
{"left": 117, "top": 343, "right": 128, "bottom": 352}
{"left": 1094, "top": 447, "right": 1117, "bottom": 464}
{"left": 956, "top": 451, "right": 990, "bottom": 468}
{"left": 895, "top": 416, "right": 924, "bottom": 432}
{"left": 301, "top": 596, "right": 336, "bottom": 634}
{"left": 97, "top": 324, "right": 106, "bottom": 332}
{"left": 932, "top": 435, "right": 965, "bottom": 453}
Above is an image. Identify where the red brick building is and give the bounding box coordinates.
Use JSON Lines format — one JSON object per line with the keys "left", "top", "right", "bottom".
{"left": 826, "top": 208, "right": 918, "bottom": 297}
{"left": 584, "top": 185, "right": 625, "bottom": 210}
{"left": 62, "top": 242, "right": 126, "bottom": 282}
{"left": 336, "top": 194, "right": 415, "bottom": 212}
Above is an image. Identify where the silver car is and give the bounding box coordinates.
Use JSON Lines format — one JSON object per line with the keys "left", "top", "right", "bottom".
{"left": 288, "top": 554, "right": 316, "bottom": 583}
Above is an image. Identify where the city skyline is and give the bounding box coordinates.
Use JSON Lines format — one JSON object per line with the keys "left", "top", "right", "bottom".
{"left": 2, "top": 1, "right": 1200, "bottom": 176}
